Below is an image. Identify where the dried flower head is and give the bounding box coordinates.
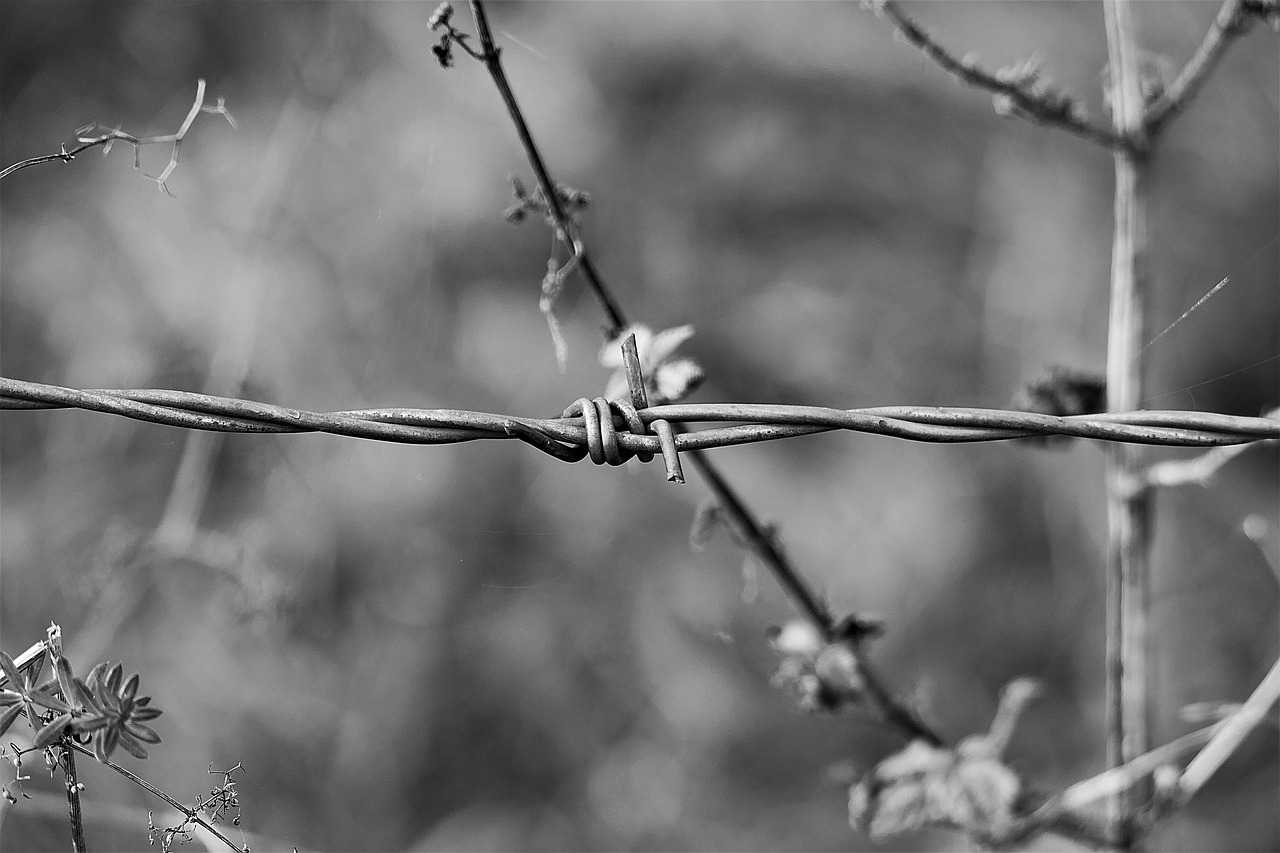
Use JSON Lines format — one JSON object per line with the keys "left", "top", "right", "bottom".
{"left": 428, "top": 1, "right": 454, "bottom": 30}
{"left": 766, "top": 620, "right": 868, "bottom": 713}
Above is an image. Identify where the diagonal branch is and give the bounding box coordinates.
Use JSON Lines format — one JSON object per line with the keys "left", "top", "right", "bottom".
{"left": 459, "top": 0, "right": 939, "bottom": 747}
{"left": 1144, "top": 0, "right": 1259, "bottom": 135}
{"left": 0, "top": 79, "right": 235, "bottom": 192}
{"left": 870, "top": 0, "right": 1125, "bottom": 150}
{"left": 466, "top": 1, "right": 627, "bottom": 337}
{"left": 67, "top": 741, "right": 245, "bottom": 853}
{"left": 1177, "top": 656, "right": 1280, "bottom": 801}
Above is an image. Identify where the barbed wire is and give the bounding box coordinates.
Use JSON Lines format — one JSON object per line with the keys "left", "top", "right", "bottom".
{"left": 2, "top": 374, "right": 1276, "bottom": 473}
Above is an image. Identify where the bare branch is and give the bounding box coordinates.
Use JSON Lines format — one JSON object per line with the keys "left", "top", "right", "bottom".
{"left": 1054, "top": 724, "right": 1220, "bottom": 812}
{"left": 1144, "top": 0, "right": 1257, "bottom": 135}
{"left": 0, "top": 79, "right": 234, "bottom": 191}
{"left": 1178, "top": 656, "right": 1280, "bottom": 801}
{"left": 465, "top": 1, "right": 628, "bottom": 337}
{"left": 869, "top": 1, "right": 1125, "bottom": 150}
{"left": 1143, "top": 408, "right": 1277, "bottom": 487}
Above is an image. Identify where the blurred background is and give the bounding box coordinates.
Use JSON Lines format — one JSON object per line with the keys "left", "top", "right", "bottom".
{"left": 1, "top": 2, "right": 1276, "bottom": 850}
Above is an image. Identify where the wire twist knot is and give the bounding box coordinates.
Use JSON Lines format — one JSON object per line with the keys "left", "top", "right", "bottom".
{"left": 555, "top": 334, "right": 686, "bottom": 482}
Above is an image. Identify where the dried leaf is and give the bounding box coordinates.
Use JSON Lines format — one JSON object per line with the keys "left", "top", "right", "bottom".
{"left": 542, "top": 302, "right": 569, "bottom": 372}
{"left": 850, "top": 737, "right": 1025, "bottom": 845}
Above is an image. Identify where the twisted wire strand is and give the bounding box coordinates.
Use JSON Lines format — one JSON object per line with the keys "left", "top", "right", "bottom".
{"left": 0, "top": 376, "right": 1275, "bottom": 465}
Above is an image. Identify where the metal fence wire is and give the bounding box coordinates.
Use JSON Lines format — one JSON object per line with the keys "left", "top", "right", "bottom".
{"left": 1, "top": 369, "right": 1276, "bottom": 480}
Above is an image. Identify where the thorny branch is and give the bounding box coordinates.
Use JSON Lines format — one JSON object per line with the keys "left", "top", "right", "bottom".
{"left": 0, "top": 79, "right": 235, "bottom": 193}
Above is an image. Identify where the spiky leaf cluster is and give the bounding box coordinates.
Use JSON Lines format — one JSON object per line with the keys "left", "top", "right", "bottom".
{"left": 0, "top": 651, "right": 161, "bottom": 763}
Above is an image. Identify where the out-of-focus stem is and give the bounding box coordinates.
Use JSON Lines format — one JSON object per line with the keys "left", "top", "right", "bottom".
{"left": 1103, "top": 0, "right": 1153, "bottom": 845}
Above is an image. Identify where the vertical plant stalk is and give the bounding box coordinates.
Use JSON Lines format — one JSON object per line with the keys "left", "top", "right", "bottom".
{"left": 63, "top": 743, "right": 88, "bottom": 853}
{"left": 1103, "top": 0, "right": 1153, "bottom": 843}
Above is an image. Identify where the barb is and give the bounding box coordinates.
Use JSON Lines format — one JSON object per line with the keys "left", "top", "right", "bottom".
{"left": 620, "top": 334, "right": 684, "bottom": 482}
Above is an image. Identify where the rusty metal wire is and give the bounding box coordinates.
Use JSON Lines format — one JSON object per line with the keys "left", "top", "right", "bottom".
{"left": 1, "top": 375, "right": 1276, "bottom": 469}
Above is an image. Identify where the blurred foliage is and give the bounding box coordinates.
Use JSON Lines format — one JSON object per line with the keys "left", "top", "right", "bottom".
{"left": 0, "top": 2, "right": 1276, "bottom": 850}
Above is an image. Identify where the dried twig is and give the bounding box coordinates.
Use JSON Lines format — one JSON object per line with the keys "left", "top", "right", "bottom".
{"left": 465, "top": 1, "right": 627, "bottom": 337}
{"left": 1177, "top": 656, "right": 1280, "bottom": 801}
{"left": 1144, "top": 0, "right": 1258, "bottom": 135}
{"left": 1054, "top": 724, "right": 1220, "bottom": 813}
{"left": 1143, "top": 425, "right": 1276, "bottom": 489}
{"left": 1049, "top": 657, "right": 1280, "bottom": 822}
{"left": 0, "top": 79, "right": 235, "bottom": 193}
{"left": 870, "top": 0, "right": 1125, "bottom": 150}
